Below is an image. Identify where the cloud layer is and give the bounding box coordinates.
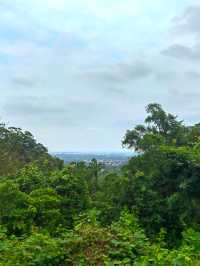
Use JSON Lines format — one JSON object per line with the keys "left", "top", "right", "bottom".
{"left": 0, "top": 0, "right": 199, "bottom": 151}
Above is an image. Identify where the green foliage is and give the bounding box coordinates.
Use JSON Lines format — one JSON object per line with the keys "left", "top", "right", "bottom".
{"left": 30, "top": 188, "right": 64, "bottom": 232}
{"left": 0, "top": 181, "right": 35, "bottom": 235}
{"left": 0, "top": 233, "right": 67, "bottom": 266}
{"left": 16, "top": 164, "right": 47, "bottom": 193}
{"left": 122, "top": 103, "right": 200, "bottom": 151}
{"left": 88, "top": 158, "right": 103, "bottom": 194}
{"left": 0, "top": 124, "right": 63, "bottom": 176}
{"left": 2, "top": 103, "right": 200, "bottom": 264}
{"left": 136, "top": 229, "right": 200, "bottom": 265}
{"left": 51, "top": 165, "right": 90, "bottom": 225}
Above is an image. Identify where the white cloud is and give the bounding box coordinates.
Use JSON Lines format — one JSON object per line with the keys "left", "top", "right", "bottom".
{"left": 0, "top": 0, "right": 199, "bottom": 151}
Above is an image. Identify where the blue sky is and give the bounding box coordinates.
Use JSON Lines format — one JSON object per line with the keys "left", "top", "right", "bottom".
{"left": 0, "top": 0, "right": 199, "bottom": 151}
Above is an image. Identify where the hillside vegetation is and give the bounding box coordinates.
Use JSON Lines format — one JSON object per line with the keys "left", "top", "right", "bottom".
{"left": 1, "top": 103, "right": 200, "bottom": 265}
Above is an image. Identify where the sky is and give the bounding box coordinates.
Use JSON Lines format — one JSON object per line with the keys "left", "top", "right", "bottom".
{"left": 0, "top": 0, "right": 200, "bottom": 152}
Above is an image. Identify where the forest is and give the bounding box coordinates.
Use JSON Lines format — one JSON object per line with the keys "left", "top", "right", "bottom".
{"left": 1, "top": 103, "right": 200, "bottom": 265}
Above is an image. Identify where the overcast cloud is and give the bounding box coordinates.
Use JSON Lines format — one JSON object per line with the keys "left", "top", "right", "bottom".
{"left": 0, "top": 0, "right": 199, "bottom": 151}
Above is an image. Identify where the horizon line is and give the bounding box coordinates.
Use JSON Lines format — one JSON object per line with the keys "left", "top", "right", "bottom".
{"left": 50, "top": 149, "right": 134, "bottom": 154}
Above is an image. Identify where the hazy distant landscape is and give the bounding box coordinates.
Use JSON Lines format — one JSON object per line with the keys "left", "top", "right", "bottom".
{"left": 54, "top": 151, "right": 133, "bottom": 166}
